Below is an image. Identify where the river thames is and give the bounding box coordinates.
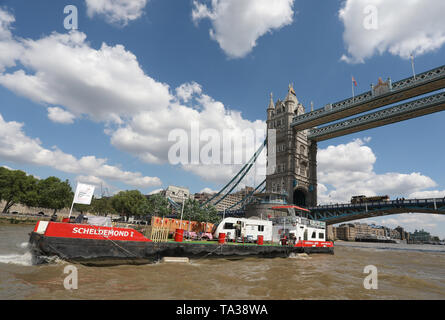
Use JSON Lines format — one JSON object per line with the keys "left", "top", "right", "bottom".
{"left": 1, "top": 224, "right": 444, "bottom": 300}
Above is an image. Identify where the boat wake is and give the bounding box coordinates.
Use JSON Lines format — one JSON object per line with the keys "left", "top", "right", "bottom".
{"left": 0, "top": 252, "right": 33, "bottom": 266}
{"left": 288, "top": 253, "right": 312, "bottom": 260}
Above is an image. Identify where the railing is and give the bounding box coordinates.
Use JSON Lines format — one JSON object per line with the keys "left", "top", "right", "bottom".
{"left": 309, "top": 197, "right": 445, "bottom": 211}
{"left": 150, "top": 227, "right": 169, "bottom": 242}
{"left": 292, "top": 65, "right": 445, "bottom": 126}
{"left": 308, "top": 91, "right": 445, "bottom": 139}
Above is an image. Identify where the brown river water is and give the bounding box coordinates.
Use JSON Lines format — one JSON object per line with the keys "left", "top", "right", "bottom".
{"left": 0, "top": 224, "right": 444, "bottom": 300}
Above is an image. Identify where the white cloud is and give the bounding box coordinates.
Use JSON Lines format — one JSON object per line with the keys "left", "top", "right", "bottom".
{"left": 192, "top": 0, "right": 295, "bottom": 58}
{"left": 0, "top": 9, "right": 267, "bottom": 187}
{"left": 339, "top": 0, "right": 445, "bottom": 63}
{"left": 374, "top": 213, "right": 445, "bottom": 237}
{"left": 408, "top": 190, "right": 445, "bottom": 199}
{"left": 47, "top": 107, "right": 76, "bottom": 124}
{"left": 148, "top": 188, "right": 163, "bottom": 195}
{"left": 0, "top": 114, "right": 162, "bottom": 189}
{"left": 0, "top": 30, "right": 172, "bottom": 124}
{"left": 85, "top": 0, "right": 148, "bottom": 26}
{"left": 199, "top": 187, "right": 217, "bottom": 194}
{"left": 175, "top": 81, "right": 202, "bottom": 103}
{"left": 0, "top": 8, "right": 23, "bottom": 71}
{"left": 317, "top": 138, "right": 439, "bottom": 204}
{"left": 109, "top": 83, "right": 267, "bottom": 184}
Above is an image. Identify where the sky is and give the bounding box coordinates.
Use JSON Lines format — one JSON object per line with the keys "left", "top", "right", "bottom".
{"left": 0, "top": 0, "right": 445, "bottom": 237}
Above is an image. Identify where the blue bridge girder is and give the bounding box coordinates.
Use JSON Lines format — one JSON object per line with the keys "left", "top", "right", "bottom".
{"left": 291, "top": 64, "right": 445, "bottom": 130}
{"left": 307, "top": 91, "right": 445, "bottom": 141}
{"left": 307, "top": 198, "right": 445, "bottom": 225}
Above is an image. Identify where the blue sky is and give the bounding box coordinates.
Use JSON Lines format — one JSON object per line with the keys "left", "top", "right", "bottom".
{"left": 1, "top": 0, "right": 445, "bottom": 237}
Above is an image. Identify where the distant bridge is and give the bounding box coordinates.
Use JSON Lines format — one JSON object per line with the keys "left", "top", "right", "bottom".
{"left": 307, "top": 198, "right": 445, "bottom": 225}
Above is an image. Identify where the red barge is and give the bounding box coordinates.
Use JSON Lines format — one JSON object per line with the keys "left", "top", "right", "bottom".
{"left": 28, "top": 208, "right": 333, "bottom": 266}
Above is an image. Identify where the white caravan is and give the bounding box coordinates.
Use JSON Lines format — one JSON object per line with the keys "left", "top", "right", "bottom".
{"left": 213, "top": 217, "right": 273, "bottom": 242}
{"left": 271, "top": 216, "right": 326, "bottom": 243}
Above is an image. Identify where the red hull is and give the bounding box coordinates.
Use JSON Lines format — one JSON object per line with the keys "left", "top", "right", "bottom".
{"left": 295, "top": 240, "right": 334, "bottom": 248}
{"left": 33, "top": 221, "right": 151, "bottom": 242}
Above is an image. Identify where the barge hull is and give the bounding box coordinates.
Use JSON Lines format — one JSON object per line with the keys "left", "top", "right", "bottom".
{"left": 29, "top": 232, "right": 334, "bottom": 266}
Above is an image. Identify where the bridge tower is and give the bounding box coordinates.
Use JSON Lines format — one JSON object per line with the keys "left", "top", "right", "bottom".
{"left": 266, "top": 85, "right": 317, "bottom": 207}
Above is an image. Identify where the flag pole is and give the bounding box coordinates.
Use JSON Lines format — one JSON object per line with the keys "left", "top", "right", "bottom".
{"left": 411, "top": 54, "right": 416, "bottom": 80}
{"left": 351, "top": 76, "right": 355, "bottom": 101}
{"left": 68, "top": 199, "right": 75, "bottom": 218}
{"left": 69, "top": 182, "right": 77, "bottom": 218}
{"left": 180, "top": 198, "right": 185, "bottom": 229}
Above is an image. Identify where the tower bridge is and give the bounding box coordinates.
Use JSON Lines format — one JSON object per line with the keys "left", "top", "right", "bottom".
{"left": 291, "top": 64, "right": 445, "bottom": 130}
{"left": 266, "top": 63, "right": 445, "bottom": 208}
{"left": 308, "top": 198, "right": 445, "bottom": 225}
{"left": 308, "top": 91, "right": 445, "bottom": 141}
{"left": 204, "top": 64, "right": 445, "bottom": 223}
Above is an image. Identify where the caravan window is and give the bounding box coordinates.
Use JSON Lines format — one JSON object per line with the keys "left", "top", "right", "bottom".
{"left": 224, "top": 223, "right": 235, "bottom": 229}
{"left": 258, "top": 225, "right": 265, "bottom": 232}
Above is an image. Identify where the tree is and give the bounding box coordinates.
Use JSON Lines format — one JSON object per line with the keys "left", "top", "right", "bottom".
{"left": 146, "top": 194, "right": 169, "bottom": 217}
{"left": 182, "top": 199, "right": 221, "bottom": 224}
{"left": 36, "top": 177, "right": 73, "bottom": 214}
{"left": 91, "top": 196, "right": 115, "bottom": 216}
{"left": 0, "top": 167, "right": 38, "bottom": 213}
{"left": 111, "top": 190, "right": 149, "bottom": 219}
{"left": 73, "top": 203, "right": 91, "bottom": 214}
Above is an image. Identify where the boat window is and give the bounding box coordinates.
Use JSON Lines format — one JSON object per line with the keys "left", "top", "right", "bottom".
{"left": 258, "top": 225, "right": 264, "bottom": 232}
{"left": 224, "top": 223, "right": 234, "bottom": 229}
{"left": 311, "top": 232, "right": 316, "bottom": 239}
{"left": 319, "top": 233, "right": 324, "bottom": 239}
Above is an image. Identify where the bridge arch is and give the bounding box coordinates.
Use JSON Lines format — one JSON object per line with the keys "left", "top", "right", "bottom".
{"left": 293, "top": 188, "right": 307, "bottom": 207}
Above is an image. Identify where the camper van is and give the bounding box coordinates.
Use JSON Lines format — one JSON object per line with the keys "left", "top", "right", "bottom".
{"left": 213, "top": 217, "right": 273, "bottom": 242}
{"left": 271, "top": 216, "right": 326, "bottom": 244}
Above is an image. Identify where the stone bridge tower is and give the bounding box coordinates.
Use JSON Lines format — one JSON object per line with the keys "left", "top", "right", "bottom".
{"left": 266, "top": 85, "right": 317, "bottom": 207}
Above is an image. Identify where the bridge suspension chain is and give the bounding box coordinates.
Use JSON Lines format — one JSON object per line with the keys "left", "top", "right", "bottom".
{"left": 224, "top": 179, "right": 266, "bottom": 211}
{"left": 200, "top": 139, "right": 267, "bottom": 208}
{"left": 167, "top": 197, "right": 182, "bottom": 210}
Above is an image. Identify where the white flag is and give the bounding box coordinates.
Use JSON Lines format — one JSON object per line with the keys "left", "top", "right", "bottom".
{"left": 73, "top": 183, "right": 95, "bottom": 205}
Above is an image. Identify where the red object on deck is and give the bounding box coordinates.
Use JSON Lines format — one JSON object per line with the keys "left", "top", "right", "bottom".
{"left": 175, "top": 229, "right": 184, "bottom": 242}
{"left": 218, "top": 233, "right": 226, "bottom": 244}
{"left": 295, "top": 241, "right": 334, "bottom": 248}
{"left": 62, "top": 218, "right": 70, "bottom": 223}
{"left": 257, "top": 235, "right": 264, "bottom": 245}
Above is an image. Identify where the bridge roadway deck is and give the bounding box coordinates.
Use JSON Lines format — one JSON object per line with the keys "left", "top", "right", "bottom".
{"left": 291, "top": 65, "right": 445, "bottom": 130}
{"left": 307, "top": 91, "right": 445, "bottom": 141}
{"left": 308, "top": 198, "right": 445, "bottom": 225}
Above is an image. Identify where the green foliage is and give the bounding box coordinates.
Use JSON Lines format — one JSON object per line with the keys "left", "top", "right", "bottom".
{"left": 0, "top": 167, "right": 38, "bottom": 213}
{"left": 73, "top": 202, "right": 91, "bottom": 214}
{"left": 36, "top": 177, "right": 73, "bottom": 214}
{"left": 146, "top": 193, "right": 169, "bottom": 217}
{"left": 111, "top": 190, "right": 149, "bottom": 218}
{"left": 91, "top": 196, "right": 116, "bottom": 216}
{"left": 182, "top": 199, "right": 221, "bottom": 224}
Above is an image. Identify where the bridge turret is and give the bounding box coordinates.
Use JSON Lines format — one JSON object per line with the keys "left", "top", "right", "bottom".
{"left": 266, "top": 84, "right": 317, "bottom": 208}
{"left": 267, "top": 93, "right": 275, "bottom": 119}
{"left": 285, "top": 84, "right": 298, "bottom": 113}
